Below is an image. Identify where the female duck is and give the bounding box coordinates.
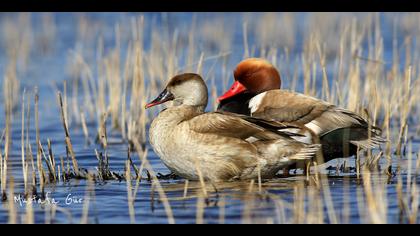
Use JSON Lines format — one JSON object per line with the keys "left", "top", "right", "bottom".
{"left": 217, "top": 58, "right": 384, "bottom": 163}
{"left": 146, "top": 73, "right": 320, "bottom": 182}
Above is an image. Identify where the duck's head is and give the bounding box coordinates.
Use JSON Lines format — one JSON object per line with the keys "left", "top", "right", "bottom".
{"left": 217, "top": 58, "right": 281, "bottom": 103}
{"left": 145, "top": 73, "right": 208, "bottom": 109}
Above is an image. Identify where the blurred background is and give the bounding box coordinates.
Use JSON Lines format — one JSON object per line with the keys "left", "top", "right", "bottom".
{"left": 0, "top": 12, "right": 419, "bottom": 224}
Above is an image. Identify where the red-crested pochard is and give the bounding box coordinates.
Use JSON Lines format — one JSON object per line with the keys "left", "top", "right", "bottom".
{"left": 145, "top": 73, "right": 320, "bottom": 181}
{"left": 217, "top": 58, "right": 384, "bottom": 164}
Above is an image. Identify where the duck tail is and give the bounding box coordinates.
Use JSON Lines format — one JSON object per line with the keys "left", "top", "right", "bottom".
{"left": 350, "top": 124, "right": 386, "bottom": 149}
{"left": 350, "top": 135, "right": 386, "bottom": 150}
{"left": 290, "top": 144, "right": 322, "bottom": 161}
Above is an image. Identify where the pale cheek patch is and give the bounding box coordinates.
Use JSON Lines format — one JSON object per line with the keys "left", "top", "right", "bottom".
{"left": 249, "top": 92, "right": 267, "bottom": 114}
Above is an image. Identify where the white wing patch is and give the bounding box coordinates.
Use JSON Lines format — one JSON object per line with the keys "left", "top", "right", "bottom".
{"left": 305, "top": 121, "right": 323, "bottom": 135}
{"left": 249, "top": 92, "right": 267, "bottom": 114}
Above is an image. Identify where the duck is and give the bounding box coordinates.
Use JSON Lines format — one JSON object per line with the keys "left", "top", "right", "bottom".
{"left": 145, "top": 73, "right": 320, "bottom": 182}
{"left": 217, "top": 58, "right": 385, "bottom": 165}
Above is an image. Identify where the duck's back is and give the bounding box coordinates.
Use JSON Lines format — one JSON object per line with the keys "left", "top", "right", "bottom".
{"left": 248, "top": 89, "right": 384, "bottom": 160}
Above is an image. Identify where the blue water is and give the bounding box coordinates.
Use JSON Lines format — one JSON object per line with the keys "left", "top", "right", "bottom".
{"left": 0, "top": 12, "right": 419, "bottom": 224}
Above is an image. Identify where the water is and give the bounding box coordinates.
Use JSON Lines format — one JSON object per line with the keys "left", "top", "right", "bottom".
{"left": 0, "top": 12, "right": 419, "bottom": 224}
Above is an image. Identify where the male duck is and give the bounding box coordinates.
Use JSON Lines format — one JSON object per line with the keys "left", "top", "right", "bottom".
{"left": 217, "top": 58, "right": 384, "bottom": 164}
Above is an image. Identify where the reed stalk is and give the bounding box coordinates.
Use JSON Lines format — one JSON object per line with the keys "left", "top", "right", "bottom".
{"left": 132, "top": 138, "right": 175, "bottom": 224}
{"left": 57, "top": 92, "right": 80, "bottom": 176}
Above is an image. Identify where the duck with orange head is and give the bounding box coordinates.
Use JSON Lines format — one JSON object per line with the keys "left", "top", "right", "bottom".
{"left": 217, "top": 58, "right": 385, "bottom": 164}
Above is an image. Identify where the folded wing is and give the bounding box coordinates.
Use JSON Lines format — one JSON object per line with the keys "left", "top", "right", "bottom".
{"left": 186, "top": 111, "right": 302, "bottom": 141}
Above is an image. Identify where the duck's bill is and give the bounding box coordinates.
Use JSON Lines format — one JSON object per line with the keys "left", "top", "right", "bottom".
{"left": 145, "top": 89, "right": 175, "bottom": 109}
{"left": 217, "top": 81, "right": 247, "bottom": 103}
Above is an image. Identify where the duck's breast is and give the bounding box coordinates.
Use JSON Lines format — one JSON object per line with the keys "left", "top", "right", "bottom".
{"left": 151, "top": 117, "right": 258, "bottom": 181}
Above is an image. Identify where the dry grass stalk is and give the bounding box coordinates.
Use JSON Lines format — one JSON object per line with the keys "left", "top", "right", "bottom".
{"left": 68, "top": 51, "right": 97, "bottom": 120}
{"left": 7, "top": 178, "right": 17, "bottom": 224}
{"left": 194, "top": 160, "right": 208, "bottom": 198}
{"left": 104, "top": 32, "right": 122, "bottom": 129}
{"left": 132, "top": 138, "right": 175, "bottom": 224}
{"left": 292, "top": 182, "right": 305, "bottom": 223}
{"left": 127, "top": 18, "right": 149, "bottom": 147}
{"left": 60, "top": 157, "right": 66, "bottom": 182}
{"left": 24, "top": 192, "right": 34, "bottom": 224}
{"left": 2, "top": 13, "right": 32, "bottom": 72}
{"left": 57, "top": 92, "right": 80, "bottom": 176}
{"left": 307, "top": 185, "right": 324, "bottom": 224}
{"left": 0, "top": 147, "right": 7, "bottom": 201}
{"left": 132, "top": 149, "right": 147, "bottom": 200}
{"left": 396, "top": 66, "right": 412, "bottom": 156}
{"left": 25, "top": 90, "right": 36, "bottom": 196}
{"left": 21, "top": 89, "right": 28, "bottom": 196}
{"left": 80, "top": 112, "right": 91, "bottom": 145}
{"left": 35, "top": 88, "right": 46, "bottom": 197}
{"left": 121, "top": 43, "right": 133, "bottom": 140}
{"left": 218, "top": 195, "right": 225, "bottom": 224}
{"left": 128, "top": 49, "right": 145, "bottom": 145}
{"left": 1, "top": 67, "right": 13, "bottom": 201}
{"left": 94, "top": 149, "right": 121, "bottom": 181}
{"left": 71, "top": 77, "right": 81, "bottom": 125}
{"left": 319, "top": 174, "right": 338, "bottom": 224}
{"left": 241, "top": 192, "right": 256, "bottom": 224}
{"left": 97, "top": 112, "right": 108, "bottom": 149}
{"left": 3, "top": 61, "right": 20, "bottom": 112}
{"left": 196, "top": 193, "right": 205, "bottom": 224}
{"left": 183, "top": 180, "right": 189, "bottom": 199}
{"left": 125, "top": 159, "right": 136, "bottom": 224}
{"left": 362, "top": 167, "right": 387, "bottom": 224}
{"left": 80, "top": 174, "right": 95, "bottom": 224}
{"left": 242, "top": 21, "right": 249, "bottom": 58}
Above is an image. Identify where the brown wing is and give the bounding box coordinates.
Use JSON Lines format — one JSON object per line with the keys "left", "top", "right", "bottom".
{"left": 186, "top": 111, "right": 299, "bottom": 141}
{"left": 250, "top": 90, "right": 380, "bottom": 137}
{"left": 250, "top": 90, "right": 330, "bottom": 124}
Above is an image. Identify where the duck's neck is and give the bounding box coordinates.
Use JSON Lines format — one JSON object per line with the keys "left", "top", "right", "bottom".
{"left": 216, "top": 92, "right": 256, "bottom": 116}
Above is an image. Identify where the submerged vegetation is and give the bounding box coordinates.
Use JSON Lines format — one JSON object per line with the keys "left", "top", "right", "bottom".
{"left": 0, "top": 12, "right": 419, "bottom": 224}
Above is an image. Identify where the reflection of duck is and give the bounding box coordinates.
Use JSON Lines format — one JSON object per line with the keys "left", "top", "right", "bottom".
{"left": 146, "top": 73, "right": 320, "bottom": 182}
{"left": 156, "top": 178, "right": 299, "bottom": 201}
{"left": 217, "top": 58, "right": 384, "bottom": 164}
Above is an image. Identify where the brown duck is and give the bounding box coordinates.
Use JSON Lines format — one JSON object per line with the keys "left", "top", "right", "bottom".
{"left": 217, "top": 58, "right": 384, "bottom": 164}
{"left": 146, "top": 73, "right": 320, "bottom": 181}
